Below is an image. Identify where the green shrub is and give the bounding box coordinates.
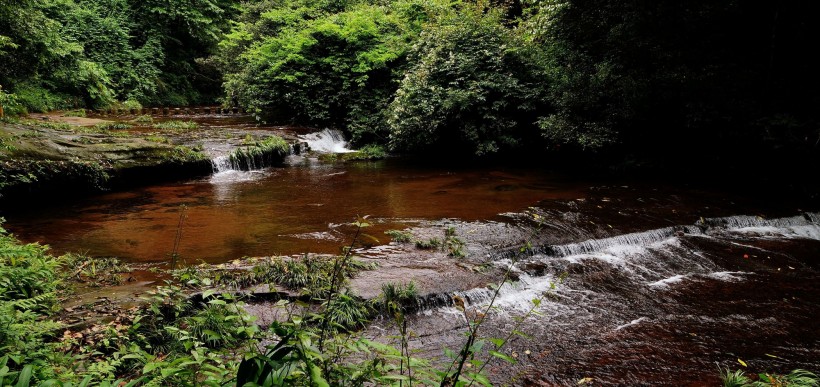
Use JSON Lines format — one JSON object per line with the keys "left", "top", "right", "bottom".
{"left": 0, "top": 87, "right": 25, "bottom": 116}
{"left": 385, "top": 229, "right": 413, "bottom": 243}
{"left": 219, "top": 0, "right": 440, "bottom": 143}
{"left": 387, "top": 5, "right": 545, "bottom": 156}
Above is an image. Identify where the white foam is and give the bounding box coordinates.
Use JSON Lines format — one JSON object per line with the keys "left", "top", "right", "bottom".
{"left": 648, "top": 275, "right": 686, "bottom": 289}
{"left": 301, "top": 129, "right": 355, "bottom": 153}
{"left": 615, "top": 317, "right": 648, "bottom": 331}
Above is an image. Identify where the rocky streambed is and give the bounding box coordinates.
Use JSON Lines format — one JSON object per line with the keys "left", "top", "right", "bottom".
{"left": 3, "top": 112, "right": 819, "bottom": 385}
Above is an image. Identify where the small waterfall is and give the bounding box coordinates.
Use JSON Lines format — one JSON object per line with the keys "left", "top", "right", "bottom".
{"left": 701, "top": 212, "right": 820, "bottom": 240}
{"left": 211, "top": 155, "right": 235, "bottom": 173}
{"left": 209, "top": 139, "right": 292, "bottom": 174}
{"left": 301, "top": 129, "right": 355, "bottom": 153}
{"left": 698, "top": 213, "right": 818, "bottom": 229}
{"left": 544, "top": 226, "right": 702, "bottom": 258}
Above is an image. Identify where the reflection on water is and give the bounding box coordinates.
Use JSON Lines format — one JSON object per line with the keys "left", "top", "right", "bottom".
{"left": 5, "top": 157, "right": 583, "bottom": 262}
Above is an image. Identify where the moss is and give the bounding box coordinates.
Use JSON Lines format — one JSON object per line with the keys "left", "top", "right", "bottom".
{"left": 0, "top": 159, "right": 110, "bottom": 196}
{"left": 228, "top": 136, "right": 290, "bottom": 170}
{"left": 162, "top": 145, "right": 209, "bottom": 164}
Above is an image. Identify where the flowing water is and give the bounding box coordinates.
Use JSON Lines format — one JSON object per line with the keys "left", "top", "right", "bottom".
{"left": 2, "top": 115, "right": 818, "bottom": 385}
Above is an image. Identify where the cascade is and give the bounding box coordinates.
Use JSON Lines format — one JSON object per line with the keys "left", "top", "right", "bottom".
{"left": 301, "top": 129, "right": 355, "bottom": 153}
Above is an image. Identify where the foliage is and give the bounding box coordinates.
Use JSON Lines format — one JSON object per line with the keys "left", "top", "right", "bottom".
{"left": 720, "top": 366, "right": 819, "bottom": 387}
{"left": 0, "top": 0, "right": 239, "bottom": 111}
{"left": 444, "top": 226, "right": 466, "bottom": 257}
{"left": 387, "top": 4, "right": 545, "bottom": 156}
{"left": 377, "top": 281, "right": 417, "bottom": 313}
{"left": 347, "top": 144, "right": 388, "bottom": 160}
{"left": 152, "top": 120, "right": 199, "bottom": 131}
{"left": 0, "top": 223, "right": 68, "bottom": 382}
{"left": 0, "top": 86, "right": 26, "bottom": 116}
{"left": 218, "top": 0, "right": 440, "bottom": 143}
{"left": 385, "top": 229, "right": 413, "bottom": 243}
{"left": 527, "top": 0, "right": 820, "bottom": 166}
{"left": 61, "top": 254, "right": 130, "bottom": 287}
{"left": 0, "top": 160, "right": 110, "bottom": 197}
{"left": 414, "top": 238, "right": 441, "bottom": 249}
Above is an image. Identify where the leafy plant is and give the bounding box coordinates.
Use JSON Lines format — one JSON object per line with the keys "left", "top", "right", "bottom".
{"left": 415, "top": 238, "right": 441, "bottom": 250}
{"left": 385, "top": 229, "right": 413, "bottom": 243}
{"left": 720, "top": 366, "right": 819, "bottom": 387}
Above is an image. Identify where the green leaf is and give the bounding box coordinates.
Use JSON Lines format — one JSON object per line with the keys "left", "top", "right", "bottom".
{"left": 14, "top": 365, "right": 32, "bottom": 387}
{"left": 489, "top": 350, "right": 516, "bottom": 364}
{"left": 307, "top": 361, "right": 329, "bottom": 387}
{"left": 469, "top": 373, "right": 493, "bottom": 387}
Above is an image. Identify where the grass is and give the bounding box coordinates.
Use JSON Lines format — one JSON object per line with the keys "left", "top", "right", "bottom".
{"left": 152, "top": 120, "right": 199, "bottom": 130}
{"left": 132, "top": 115, "right": 153, "bottom": 124}
{"left": 385, "top": 229, "right": 413, "bottom": 243}
{"left": 93, "top": 122, "right": 133, "bottom": 131}
{"left": 720, "top": 366, "right": 819, "bottom": 387}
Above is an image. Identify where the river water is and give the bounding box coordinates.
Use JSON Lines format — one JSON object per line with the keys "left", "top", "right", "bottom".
{"left": 3, "top": 117, "right": 819, "bottom": 385}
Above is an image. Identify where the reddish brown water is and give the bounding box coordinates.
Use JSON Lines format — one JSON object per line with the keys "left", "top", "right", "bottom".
{"left": 4, "top": 116, "right": 819, "bottom": 385}
{"left": 5, "top": 157, "right": 585, "bottom": 263}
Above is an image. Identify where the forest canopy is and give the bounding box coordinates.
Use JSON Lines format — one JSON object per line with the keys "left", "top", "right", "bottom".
{"left": 2, "top": 0, "right": 819, "bottom": 164}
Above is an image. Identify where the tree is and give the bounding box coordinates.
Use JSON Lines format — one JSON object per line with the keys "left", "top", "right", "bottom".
{"left": 387, "top": 5, "right": 545, "bottom": 156}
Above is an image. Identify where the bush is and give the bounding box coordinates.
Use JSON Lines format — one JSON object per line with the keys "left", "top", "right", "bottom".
{"left": 219, "top": 0, "right": 439, "bottom": 143}
{"left": 386, "top": 6, "right": 546, "bottom": 156}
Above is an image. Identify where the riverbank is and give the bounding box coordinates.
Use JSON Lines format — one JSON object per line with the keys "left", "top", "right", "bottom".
{"left": 0, "top": 112, "right": 301, "bottom": 205}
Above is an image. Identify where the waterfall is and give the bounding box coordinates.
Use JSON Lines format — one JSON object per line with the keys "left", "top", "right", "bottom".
{"left": 301, "top": 129, "right": 355, "bottom": 153}
{"left": 211, "top": 155, "right": 235, "bottom": 173}
{"left": 701, "top": 212, "right": 820, "bottom": 240}
{"left": 544, "top": 226, "right": 702, "bottom": 258}
{"left": 409, "top": 213, "right": 820, "bottom": 315}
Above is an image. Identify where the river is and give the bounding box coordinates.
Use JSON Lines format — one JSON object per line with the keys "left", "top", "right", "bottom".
{"left": 2, "top": 115, "right": 818, "bottom": 385}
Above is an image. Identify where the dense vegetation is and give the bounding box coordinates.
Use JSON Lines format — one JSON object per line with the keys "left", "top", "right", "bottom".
{"left": 0, "top": 0, "right": 238, "bottom": 112}
{"left": 4, "top": 0, "right": 819, "bottom": 166}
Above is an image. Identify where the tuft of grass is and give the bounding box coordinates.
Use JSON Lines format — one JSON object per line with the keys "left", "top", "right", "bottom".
{"left": 385, "top": 229, "right": 413, "bottom": 243}
{"left": 378, "top": 281, "right": 418, "bottom": 314}
{"left": 721, "top": 366, "right": 752, "bottom": 387}
{"left": 719, "top": 366, "right": 819, "bottom": 387}
{"left": 415, "top": 238, "right": 441, "bottom": 250}
{"left": 346, "top": 144, "right": 387, "bottom": 160}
